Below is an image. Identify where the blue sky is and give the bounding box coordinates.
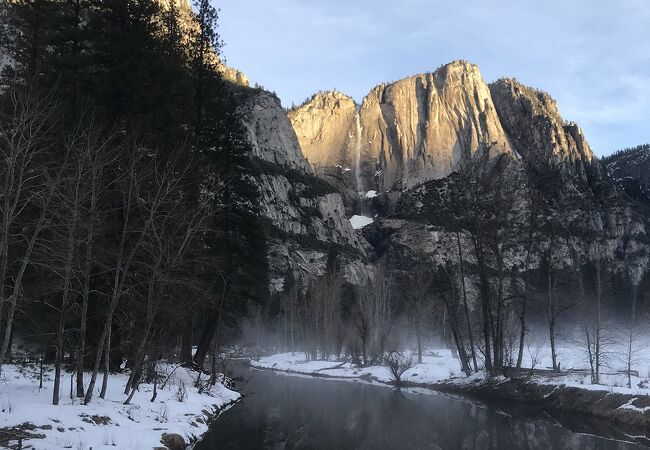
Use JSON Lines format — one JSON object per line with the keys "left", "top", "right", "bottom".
{"left": 214, "top": 0, "right": 649, "bottom": 156}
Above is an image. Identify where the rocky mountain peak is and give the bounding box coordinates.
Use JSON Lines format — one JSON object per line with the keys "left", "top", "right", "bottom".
{"left": 431, "top": 59, "right": 482, "bottom": 87}
{"left": 288, "top": 91, "right": 358, "bottom": 168}
{"left": 290, "top": 60, "right": 515, "bottom": 193}
{"left": 489, "top": 78, "right": 595, "bottom": 164}
{"left": 359, "top": 61, "right": 514, "bottom": 190}
{"left": 292, "top": 61, "right": 602, "bottom": 195}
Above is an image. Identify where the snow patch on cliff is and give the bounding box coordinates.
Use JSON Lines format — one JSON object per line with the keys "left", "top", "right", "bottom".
{"left": 350, "top": 215, "right": 373, "bottom": 229}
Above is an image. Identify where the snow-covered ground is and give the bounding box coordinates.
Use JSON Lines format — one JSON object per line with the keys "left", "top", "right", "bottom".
{"left": 251, "top": 350, "right": 462, "bottom": 385}
{"left": 349, "top": 215, "right": 374, "bottom": 229}
{"left": 0, "top": 363, "right": 240, "bottom": 450}
{"left": 251, "top": 342, "right": 650, "bottom": 397}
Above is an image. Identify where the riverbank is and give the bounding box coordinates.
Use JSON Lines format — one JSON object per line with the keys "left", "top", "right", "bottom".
{"left": 0, "top": 362, "right": 240, "bottom": 449}
{"left": 250, "top": 351, "right": 650, "bottom": 434}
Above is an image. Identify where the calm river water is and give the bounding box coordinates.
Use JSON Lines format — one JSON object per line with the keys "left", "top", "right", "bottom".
{"left": 195, "top": 363, "right": 647, "bottom": 450}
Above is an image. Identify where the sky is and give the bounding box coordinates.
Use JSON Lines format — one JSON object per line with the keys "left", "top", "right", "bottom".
{"left": 213, "top": 0, "right": 649, "bottom": 157}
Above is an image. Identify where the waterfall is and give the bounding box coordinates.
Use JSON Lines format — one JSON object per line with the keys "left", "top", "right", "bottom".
{"left": 354, "top": 112, "right": 363, "bottom": 196}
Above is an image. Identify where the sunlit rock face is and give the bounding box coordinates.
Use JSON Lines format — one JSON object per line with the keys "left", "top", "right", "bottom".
{"left": 236, "top": 56, "right": 649, "bottom": 298}
{"left": 291, "top": 61, "right": 515, "bottom": 192}
{"left": 358, "top": 61, "right": 513, "bottom": 190}
{"left": 289, "top": 91, "right": 358, "bottom": 168}
{"left": 291, "top": 61, "right": 605, "bottom": 194}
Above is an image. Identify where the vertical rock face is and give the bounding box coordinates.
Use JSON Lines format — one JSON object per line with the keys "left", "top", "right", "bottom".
{"left": 236, "top": 89, "right": 312, "bottom": 172}
{"left": 291, "top": 62, "right": 515, "bottom": 192}
{"left": 291, "top": 61, "right": 604, "bottom": 193}
{"left": 489, "top": 78, "right": 594, "bottom": 164}
{"left": 233, "top": 86, "right": 370, "bottom": 293}
{"left": 288, "top": 91, "right": 357, "bottom": 168}
{"left": 358, "top": 61, "right": 513, "bottom": 190}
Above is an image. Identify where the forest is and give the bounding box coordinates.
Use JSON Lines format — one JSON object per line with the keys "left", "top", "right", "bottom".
{"left": 0, "top": 0, "right": 266, "bottom": 406}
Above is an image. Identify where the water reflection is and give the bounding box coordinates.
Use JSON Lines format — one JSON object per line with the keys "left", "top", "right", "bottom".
{"left": 196, "top": 365, "right": 644, "bottom": 450}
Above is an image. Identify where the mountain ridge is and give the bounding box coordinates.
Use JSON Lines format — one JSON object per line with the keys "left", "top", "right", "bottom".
{"left": 289, "top": 61, "right": 597, "bottom": 195}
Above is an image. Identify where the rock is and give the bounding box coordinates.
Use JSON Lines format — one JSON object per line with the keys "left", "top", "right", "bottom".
{"left": 291, "top": 61, "right": 514, "bottom": 191}
{"left": 489, "top": 78, "right": 594, "bottom": 164}
{"left": 359, "top": 61, "right": 513, "bottom": 190}
{"left": 160, "top": 432, "right": 187, "bottom": 450}
{"left": 603, "top": 145, "right": 650, "bottom": 208}
{"left": 237, "top": 90, "right": 312, "bottom": 172}
{"left": 79, "top": 414, "right": 111, "bottom": 426}
{"left": 230, "top": 84, "right": 372, "bottom": 294}
{"left": 289, "top": 91, "right": 357, "bottom": 168}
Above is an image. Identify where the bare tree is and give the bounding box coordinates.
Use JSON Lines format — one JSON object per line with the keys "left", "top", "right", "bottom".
{"left": 303, "top": 263, "right": 343, "bottom": 361}
{"left": 542, "top": 244, "right": 573, "bottom": 372}
{"left": 351, "top": 262, "right": 391, "bottom": 365}
{"left": 48, "top": 125, "right": 86, "bottom": 405}
{"left": 279, "top": 274, "right": 300, "bottom": 354}
{"left": 84, "top": 138, "right": 180, "bottom": 404}
{"left": 623, "top": 269, "right": 642, "bottom": 388}
{"left": 406, "top": 255, "right": 432, "bottom": 364}
{"left": 74, "top": 122, "right": 116, "bottom": 398}
{"left": 124, "top": 156, "right": 212, "bottom": 403}
{"left": 434, "top": 263, "right": 472, "bottom": 376}
{"left": 384, "top": 351, "right": 414, "bottom": 387}
{"left": 578, "top": 245, "right": 613, "bottom": 384}
{"left": 526, "top": 333, "right": 546, "bottom": 375}
{"left": 454, "top": 232, "right": 478, "bottom": 372}
{"left": 0, "top": 83, "right": 59, "bottom": 371}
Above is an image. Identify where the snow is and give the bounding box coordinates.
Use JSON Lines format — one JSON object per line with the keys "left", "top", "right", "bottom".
{"left": 365, "top": 190, "right": 378, "bottom": 199}
{"left": 349, "top": 215, "right": 374, "bottom": 229}
{"left": 251, "top": 350, "right": 462, "bottom": 385}
{"left": 0, "top": 363, "right": 240, "bottom": 450}
{"left": 251, "top": 341, "right": 650, "bottom": 399}
{"left": 618, "top": 398, "right": 650, "bottom": 413}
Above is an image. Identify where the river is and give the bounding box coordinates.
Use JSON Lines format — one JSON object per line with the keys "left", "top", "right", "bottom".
{"left": 195, "top": 362, "right": 646, "bottom": 449}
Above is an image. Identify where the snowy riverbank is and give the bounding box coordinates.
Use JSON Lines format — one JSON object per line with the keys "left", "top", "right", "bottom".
{"left": 0, "top": 362, "right": 240, "bottom": 449}
{"left": 250, "top": 350, "right": 462, "bottom": 385}
{"left": 250, "top": 348, "right": 650, "bottom": 431}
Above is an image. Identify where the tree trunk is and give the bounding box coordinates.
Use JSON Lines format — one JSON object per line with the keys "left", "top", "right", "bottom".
{"left": 549, "top": 320, "right": 558, "bottom": 372}
{"left": 440, "top": 290, "right": 471, "bottom": 375}
{"left": 0, "top": 208, "right": 49, "bottom": 369}
{"left": 547, "top": 269, "right": 559, "bottom": 372}
{"left": 457, "top": 234, "right": 478, "bottom": 372}
{"left": 76, "top": 236, "right": 93, "bottom": 397}
{"left": 416, "top": 323, "right": 423, "bottom": 365}
{"left": 100, "top": 324, "right": 111, "bottom": 399}
{"left": 84, "top": 315, "right": 111, "bottom": 404}
{"left": 52, "top": 306, "right": 65, "bottom": 405}
{"left": 193, "top": 311, "right": 219, "bottom": 369}
{"left": 180, "top": 313, "right": 193, "bottom": 365}
{"left": 478, "top": 270, "right": 493, "bottom": 375}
